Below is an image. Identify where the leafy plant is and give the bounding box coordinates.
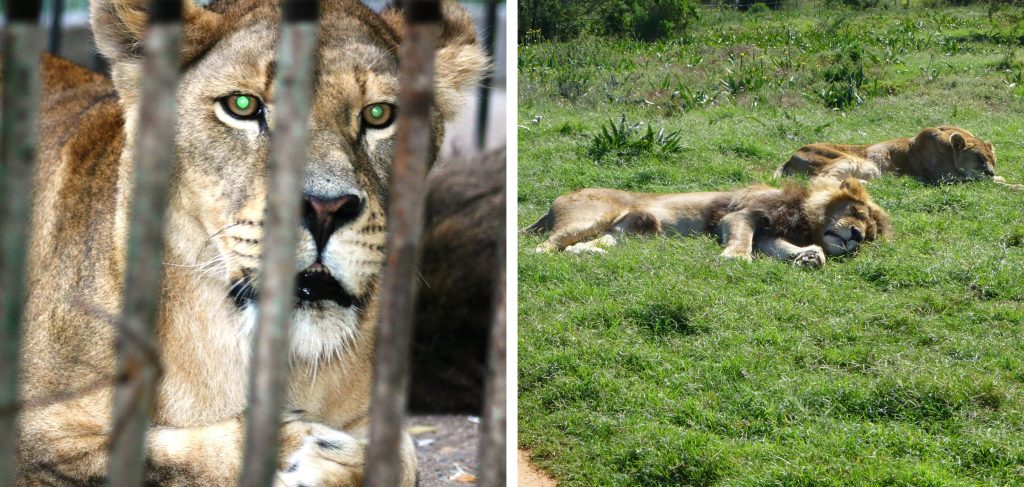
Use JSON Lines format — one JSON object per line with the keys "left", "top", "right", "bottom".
{"left": 669, "top": 83, "right": 720, "bottom": 111}
{"left": 719, "top": 58, "right": 769, "bottom": 96}
{"left": 587, "top": 115, "right": 683, "bottom": 162}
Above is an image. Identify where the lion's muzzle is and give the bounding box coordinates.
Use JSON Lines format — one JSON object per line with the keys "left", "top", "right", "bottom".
{"left": 302, "top": 192, "right": 364, "bottom": 252}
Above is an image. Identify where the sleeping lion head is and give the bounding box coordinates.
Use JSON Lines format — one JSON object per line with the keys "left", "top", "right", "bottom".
{"left": 945, "top": 129, "right": 996, "bottom": 182}
{"left": 805, "top": 178, "right": 891, "bottom": 256}
{"left": 92, "top": 0, "right": 487, "bottom": 361}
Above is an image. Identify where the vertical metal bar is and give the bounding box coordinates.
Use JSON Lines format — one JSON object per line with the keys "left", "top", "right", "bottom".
{"left": 365, "top": 0, "right": 441, "bottom": 485}
{"left": 478, "top": 229, "right": 506, "bottom": 487}
{"left": 0, "top": 3, "right": 45, "bottom": 483}
{"left": 238, "top": 0, "right": 319, "bottom": 485}
{"left": 107, "top": 1, "right": 182, "bottom": 486}
{"left": 48, "top": 0, "right": 64, "bottom": 55}
{"left": 475, "top": 0, "right": 497, "bottom": 150}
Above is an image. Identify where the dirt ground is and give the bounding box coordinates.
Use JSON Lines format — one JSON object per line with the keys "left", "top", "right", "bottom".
{"left": 517, "top": 450, "right": 557, "bottom": 487}
{"left": 409, "top": 414, "right": 484, "bottom": 486}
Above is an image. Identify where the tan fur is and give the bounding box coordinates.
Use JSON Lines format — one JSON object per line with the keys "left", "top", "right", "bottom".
{"left": 18, "top": 1, "right": 486, "bottom": 485}
{"left": 776, "top": 126, "right": 1021, "bottom": 189}
{"left": 528, "top": 178, "right": 890, "bottom": 268}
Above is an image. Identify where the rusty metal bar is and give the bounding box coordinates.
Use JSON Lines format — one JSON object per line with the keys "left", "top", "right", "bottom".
{"left": 107, "top": 1, "right": 182, "bottom": 485}
{"left": 365, "top": 0, "right": 441, "bottom": 485}
{"left": 238, "top": 0, "right": 319, "bottom": 485}
{"left": 478, "top": 228, "right": 507, "bottom": 487}
{"left": 0, "top": 3, "right": 45, "bottom": 483}
{"left": 475, "top": 0, "right": 497, "bottom": 150}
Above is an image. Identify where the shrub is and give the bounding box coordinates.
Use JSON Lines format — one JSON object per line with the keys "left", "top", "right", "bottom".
{"left": 518, "top": 0, "right": 589, "bottom": 41}
{"left": 598, "top": 0, "right": 699, "bottom": 41}
{"left": 587, "top": 115, "right": 683, "bottom": 163}
{"left": 632, "top": 0, "right": 699, "bottom": 41}
{"left": 827, "top": 0, "right": 882, "bottom": 8}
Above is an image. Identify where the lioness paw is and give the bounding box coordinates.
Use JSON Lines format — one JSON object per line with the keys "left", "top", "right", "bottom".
{"left": 277, "top": 423, "right": 364, "bottom": 487}
{"left": 793, "top": 247, "right": 825, "bottom": 268}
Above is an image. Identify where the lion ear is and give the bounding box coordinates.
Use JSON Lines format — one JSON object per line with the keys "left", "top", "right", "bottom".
{"left": 91, "top": 0, "right": 222, "bottom": 65}
{"left": 871, "top": 206, "right": 892, "bottom": 239}
{"left": 950, "top": 133, "right": 966, "bottom": 152}
{"left": 381, "top": 1, "right": 489, "bottom": 120}
{"left": 839, "top": 178, "right": 869, "bottom": 199}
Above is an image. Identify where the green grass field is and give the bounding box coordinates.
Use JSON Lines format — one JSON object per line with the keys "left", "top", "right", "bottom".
{"left": 518, "top": 3, "right": 1024, "bottom": 485}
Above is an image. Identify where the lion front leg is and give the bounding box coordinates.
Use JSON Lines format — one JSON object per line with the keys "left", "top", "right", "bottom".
{"left": 18, "top": 391, "right": 403, "bottom": 486}
{"left": 993, "top": 176, "right": 1024, "bottom": 191}
{"left": 18, "top": 391, "right": 247, "bottom": 486}
{"left": 717, "top": 211, "right": 756, "bottom": 262}
{"left": 276, "top": 416, "right": 415, "bottom": 487}
{"left": 756, "top": 237, "right": 825, "bottom": 268}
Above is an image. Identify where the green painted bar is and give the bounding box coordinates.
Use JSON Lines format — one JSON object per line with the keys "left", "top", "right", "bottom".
{"left": 365, "top": 1, "right": 441, "bottom": 485}
{"left": 107, "top": 1, "right": 183, "bottom": 486}
{"left": 237, "top": 1, "right": 319, "bottom": 485}
{"left": 0, "top": 3, "right": 44, "bottom": 483}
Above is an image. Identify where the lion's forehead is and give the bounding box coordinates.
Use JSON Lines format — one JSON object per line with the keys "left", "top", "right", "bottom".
{"left": 189, "top": 23, "right": 398, "bottom": 112}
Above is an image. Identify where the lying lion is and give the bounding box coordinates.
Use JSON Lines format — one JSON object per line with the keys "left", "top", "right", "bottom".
{"left": 774, "top": 126, "right": 1021, "bottom": 189}
{"left": 526, "top": 178, "right": 890, "bottom": 268}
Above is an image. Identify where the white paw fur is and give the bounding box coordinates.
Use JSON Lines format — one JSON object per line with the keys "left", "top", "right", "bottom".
{"left": 276, "top": 424, "right": 363, "bottom": 487}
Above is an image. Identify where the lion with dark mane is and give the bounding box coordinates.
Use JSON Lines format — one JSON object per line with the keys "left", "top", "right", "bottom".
{"left": 526, "top": 178, "right": 890, "bottom": 268}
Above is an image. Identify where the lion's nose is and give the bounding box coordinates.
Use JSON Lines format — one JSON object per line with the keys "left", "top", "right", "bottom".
{"left": 849, "top": 226, "right": 863, "bottom": 242}
{"left": 302, "top": 193, "right": 363, "bottom": 251}
{"left": 983, "top": 167, "right": 995, "bottom": 177}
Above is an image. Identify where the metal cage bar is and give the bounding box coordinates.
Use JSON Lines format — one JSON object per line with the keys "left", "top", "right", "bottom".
{"left": 238, "top": 1, "right": 320, "bottom": 485}
{"left": 364, "top": 0, "right": 442, "bottom": 485}
{"left": 478, "top": 231, "right": 507, "bottom": 487}
{"left": 0, "top": 3, "right": 45, "bottom": 483}
{"left": 107, "top": 1, "right": 184, "bottom": 485}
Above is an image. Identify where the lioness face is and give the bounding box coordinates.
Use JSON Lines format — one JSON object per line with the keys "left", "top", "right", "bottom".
{"left": 94, "top": 0, "right": 485, "bottom": 361}
{"left": 819, "top": 179, "right": 890, "bottom": 256}
{"left": 950, "top": 133, "right": 996, "bottom": 181}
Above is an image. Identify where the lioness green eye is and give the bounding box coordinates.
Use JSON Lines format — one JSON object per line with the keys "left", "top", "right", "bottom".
{"left": 220, "top": 94, "right": 262, "bottom": 120}
{"left": 361, "top": 103, "right": 395, "bottom": 129}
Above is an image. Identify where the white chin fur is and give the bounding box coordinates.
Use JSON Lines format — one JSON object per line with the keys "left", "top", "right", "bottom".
{"left": 290, "top": 304, "right": 361, "bottom": 363}
{"left": 239, "top": 300, "right": 361, "bottom": 364}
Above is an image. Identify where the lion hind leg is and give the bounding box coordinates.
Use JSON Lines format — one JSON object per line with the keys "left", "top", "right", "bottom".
{"left": 565, "top": 234, "right": 618, "bottom": 255}
{"left": 717, "top": 210, "right": 755, "bottom": 262}
{"left": 610, "top": 210, "right": 662, "bottom": 235}
{"left": 817, "top": 156, "right": 881, "bottom": 182}
{"left": 774, "top": 154, "right": 809, "bottom": 178}
{"left": 535, "top": 214, "right": 618, "bottom": 253}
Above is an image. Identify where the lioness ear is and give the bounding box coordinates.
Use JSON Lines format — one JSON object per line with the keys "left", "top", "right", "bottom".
{"left": 91, "top": 0, "right": 222, "bottom": 65}
{"left": 950, "top": 133, "right": 966, "bottom": 152}
{"left": 381, "top": 1, "right": 489, "bottom": 120}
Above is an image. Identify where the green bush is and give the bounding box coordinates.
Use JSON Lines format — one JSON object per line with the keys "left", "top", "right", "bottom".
{"left": 587, "top": 115, "right": 683, "bottom": 163}
{"left": 631, "top": 0, "right": 699, "bottom": 41}
{"left": 521, "top": 0, "right": 699, "bottom": 42}
{"left": 518, "top": 0, "right": 589, "bottom": 41}
{"left": 827, "top": 0, "right": 882, "bottom": 8}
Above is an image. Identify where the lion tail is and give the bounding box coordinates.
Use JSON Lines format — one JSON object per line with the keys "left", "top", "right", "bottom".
{"left": 522, "top": 210, "right": 554, "bottom": 234}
